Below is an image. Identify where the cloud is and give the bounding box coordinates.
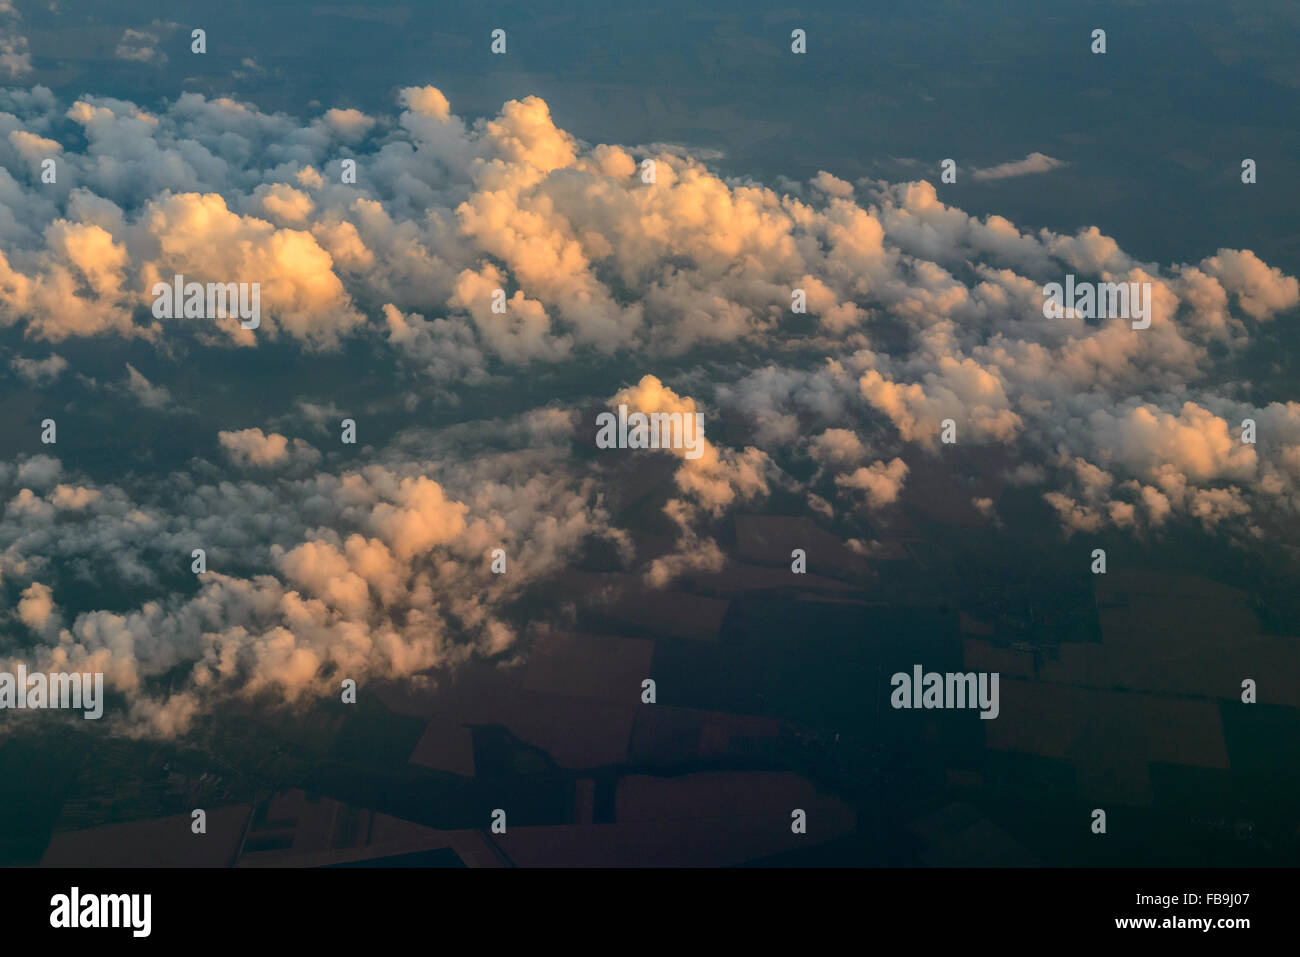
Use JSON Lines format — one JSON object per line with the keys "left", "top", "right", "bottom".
{"left": 0, "top": 220, "right": 135, "bottom": 340}
{"left": 0, "top": 416, "right": 627, "bottom": 735}
{"left": 139, "top": 192, "right": 363, "bottom": 348}
{"left": 218, "top": 428, "right": 320, "bottom": 468}
{"left": 0, "top": 2, "right": 29, "bottom": 79}
{"left": 18, "top": 581, "right": 59, "bottom": 634}
{"left": 369, "top": 475, "right": 468, "bottom": 560}
{"left": 971, "top": 152, "right": 1065, "bottom": 181}
{"left": 10, "top": 352, "right": 66, "bottom": 384}
{"left": 15, "top": 454, "right": 61, "bottom": 488}
{"left": 808, "top": 428, "right": 869, "bottom": 470}
{"left": 1200, "top": 248, "right": 1300, "bottom": 320}
{"left": 836, "top": 457, "right": 909, "bottom": 508}
{"left": 115, "top": 29, "right": 167, "bottom": 66}
{"left": 0, "top": 84, "right": 1297, "bottom": 738}
{"left": 121, "top": 363, "right": 171, "bottom": 408}
{"left": 321, "top": 107, "right": 376, "bottom": 140}
{"left": 603, "top": 374, "right": 771, "bottom": 585}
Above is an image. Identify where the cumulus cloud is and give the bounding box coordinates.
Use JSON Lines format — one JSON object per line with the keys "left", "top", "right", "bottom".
{"left": 611, "top": 374, "right": 770, "bottom": 518}
{"left": 321, "top": 107, "right": 376, "bottom": 140}
{"left": 18, "top": 581, "right": 59, "bottom": 634}
{"left": 1200, "top": 248, "right": 1300, "bottom": 320}
{"left": 218, "top": 428, "right": 320, "bottom": 468}
{"left": 604, "top": 374, "right": 771, "bottom": 585}
{"left": 0, "top": 418, "right": 629, "bottom": 736}
{"left": 836, "top": 457, "right": 909, "bottom": 509}
{"left": 139, "top": 191, "right": 363, "bottom": 347}
{"left": 809, "top": 428, "right": 869, "bottom": 470}
{"left": 0, "top": 83, "right": 1297, "bottom": 739}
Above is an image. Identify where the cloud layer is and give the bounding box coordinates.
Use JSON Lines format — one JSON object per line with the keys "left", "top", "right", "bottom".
{"left": 1, "top": 84, "right": 1297, "bottom": 736}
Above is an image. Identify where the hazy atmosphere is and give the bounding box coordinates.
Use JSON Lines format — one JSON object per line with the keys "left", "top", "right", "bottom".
{"left": 0, "top": 0, "right": 1297, "bottom": 874}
